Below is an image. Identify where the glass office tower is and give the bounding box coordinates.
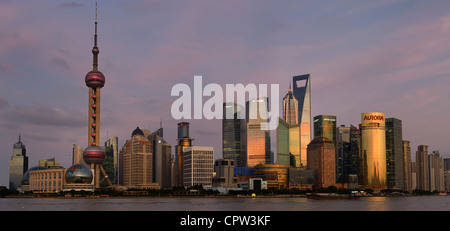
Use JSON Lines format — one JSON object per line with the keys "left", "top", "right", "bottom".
{"left": 277, "top": 118, "right": 290, "bottom": 166}
{"left": 359, "top": 112, "right": 387, "bottom": 189}
{"left": 385, "top": 117, "right": 404, "bottom": 189}
{"left": 104, "top": 136, "right": 119, "bottom": 185}
{"left": 246, "top": 98, "right": 271, "bottom": 167}
{"left": 292, "top": 74, "right": 311, "bottom": 167}
{"left": 314, "top": 115, "right": 337, "bottom": 181}
{"left": 223, "top": 102, "right": 247, "bottom": 167}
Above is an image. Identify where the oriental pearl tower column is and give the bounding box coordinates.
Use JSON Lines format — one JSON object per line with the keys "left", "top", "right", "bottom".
{"left": 83, "top": 4, "right": 111, "bottom": 189}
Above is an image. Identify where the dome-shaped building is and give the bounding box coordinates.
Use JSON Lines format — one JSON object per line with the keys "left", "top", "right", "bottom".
{"left": 132, "top": 126, "right": 145, "bottom": 137}
{"left": 63, "top": 164, "right": 94, "bottom": 192}
{"left": 65, "top": 164, "right": 93, "bottom": 184}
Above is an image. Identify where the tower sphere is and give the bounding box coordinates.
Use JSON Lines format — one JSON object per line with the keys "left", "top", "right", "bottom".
{"left": 85, "top": 70, "right": 105, "bottom": 88}
{"left": 65, "top": 164, "right": 93, "bottom": 184}
{"left": 83, "top": 145, "right": 105, "bottom": 165}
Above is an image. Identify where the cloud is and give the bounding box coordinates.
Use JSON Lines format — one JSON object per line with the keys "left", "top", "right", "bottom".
{"left": 2, "top": 103, "right": 85, "bottom": 128}
{"left": 50, "top": 57, "right": 70, "bottom": 70}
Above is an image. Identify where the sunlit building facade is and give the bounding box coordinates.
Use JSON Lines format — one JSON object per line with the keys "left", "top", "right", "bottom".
{"left": 175, "top": 122, "right": 193, "bottom": 186}
{"left": 246, "top": 98, "right": 271, "bottom": 167}
{"left": 292, "top": 74, "right": 311, "bottom": 167}
{"left": 416, "top": 145, "right": 429, "bottom": 191}
{"left": 307, "top": 137, "right": 336, "bottom": 189}
{"left": 277, "top": 118, "right": 290, "bottom": 166}
{"left": 314, "top": 115, "right": 338, "bottom": 182}
{"left": 253, "top": 164, "right": 290, "bottom": 189}
{"left": 282, "top": 83, "right": 299, "bottom": 126}
{"left": 119, "top": 127, "right": 155, "bottom": 189}
{"left": 402, "top": 140, "right": 412, "bottom": 191}
{"left": 29, "top": 167, "right": 65, "bottom": 193}
{"left": 183, "top": 146, "right": 214, "bottom": 188}
{"left": 359, "top": 112, "right": 387, "bottom": 190}
{"left": 9, "top": 135, "right": 28, "bottom": 190}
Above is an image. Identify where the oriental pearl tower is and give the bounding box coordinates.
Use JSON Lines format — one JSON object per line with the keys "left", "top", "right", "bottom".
{"left": 83, "top": 3, "right": 111, "bottom": 189}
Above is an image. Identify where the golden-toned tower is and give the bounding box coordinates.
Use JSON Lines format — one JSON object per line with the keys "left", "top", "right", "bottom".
{"left": 359, "top": 112, "right": 387, "bottom": 190}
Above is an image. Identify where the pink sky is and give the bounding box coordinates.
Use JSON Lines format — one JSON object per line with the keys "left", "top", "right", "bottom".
{"left": 1, "top": 0, "right": 450, "bottom": 186}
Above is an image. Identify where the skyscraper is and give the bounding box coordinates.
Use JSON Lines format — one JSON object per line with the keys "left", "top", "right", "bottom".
{"left": 336, "top": 124, "right": 361, "bottom": 184}
{"left": 83, "top": 4, "right": 109, "bottom": 189}
{"left": 402, "top": 140, "right": 412, "bottom": 191}
{"left": 336, "top": 125, "right": 350, "bottom": 183}
{"left": 9, "top": 135, "right": 28, "bottom": 190}
{"left": 307, "top": 137, "right": 336, "bottom": 189}
{"left": 276, "top": 118, "right": 290, "bottom": 166}
{"left": 175, "top": 122, "right": 193, "bottom": 186}
{"left": 148, "top": 127, "right": 172, "bottom": 189}
{"left": 246, "top": 97, "right": 271, "bottom": 167}
{"left": 292, "top": 74, "right": 311, "bottom": 167}
{"left": 429, "top": 150, "right": 445, "bottom": 192}
{"left": 416, "top": 145, "right": 429, "bottom": 191}
{"left": 119, "top": 127, "right": 155, "bottom": 189}
{"left": 222, "top": 102, "right": 247, "bottom": 167}
{"left": 72, "top": 144, "right": 85, "bottom": 165}
{"left": 385, "top": 117, "right": 404, "bottom": 189}
{"left": 104, "top": 136, "right": 119, "bottom": 185}
{"left": 359, "top": 112, "right": 387, "bottom": 190}
{"left": 282, "top": 83, "right": 298, "bottom": 126}
{"left": 313, "top": 115, "right": 338, "bottom": 181}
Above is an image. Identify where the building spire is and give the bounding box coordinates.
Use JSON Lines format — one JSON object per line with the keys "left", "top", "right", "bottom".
{"left": 92, "top": 1, "right": 99, "bottom": 71}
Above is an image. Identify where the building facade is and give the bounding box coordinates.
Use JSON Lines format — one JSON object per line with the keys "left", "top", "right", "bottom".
{"left": 277, "top": 118, "right": 291, "bottom": 166}
{"left": 9, "top": 135, "right": 28, "bottom": 190}
{"left": 253, "top": 164, "right": 290, "bottom": 189}
{"left": 246, "top": 98, "right": 271, "bottom": 167}
{"left": 175, "top": 122, "right": 193, "bottom": 186}
{"left": 183, "top": 146, "right": 214, "bottom": 188}
{"left": 212, "top": 158, "right": 238, "bottom": 188}
{"left": 314, "top": 115, "right": 338, "bottom": 182}
{"left": 72, "top": 144, "right": 85, "bottom": 165}
{"left": 119, "top": 127, "right": 156, "bottom": 189}
{"left": 29, "top": 167, "right": 65, "bottom": 193}
{"left": 416, "top": 145, "right": 429, "bottom": 191}
{"left": 104, "top": 136, "right": 119, "bottom": 185}
{"left": 429, "top": 151, "right": 445, "bottom": 192}
{"left": 148, "top": 128, "right": 172, "bottom": 189}
{"left": 307, "top": 137, "right": 336, "bottom": 189}
{"left": 402, "top": 140, "right": 412, "bottom": 191}
{"left": 385, "top": 117, "right": 404, "bottom": 190}
{"left": 359, "top": 112, "right": 387, "bottom": 190}
{"left": 223, "top": 102, "right": 247, "bottom": 168}
{"left": 292, "top": 74, "right": 311, "bottom": 167}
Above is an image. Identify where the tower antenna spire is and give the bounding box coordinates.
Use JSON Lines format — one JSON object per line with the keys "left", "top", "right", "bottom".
{"left": 92, "top": 1, "right": 99, "bottom": 71}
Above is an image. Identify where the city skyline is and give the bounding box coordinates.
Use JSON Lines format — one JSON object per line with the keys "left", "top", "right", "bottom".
{"left": 1, "top": 1, "right": 450, "bottom": 187}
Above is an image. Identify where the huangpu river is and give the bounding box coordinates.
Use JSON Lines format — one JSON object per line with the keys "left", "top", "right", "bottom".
{"left": 1, "top": 195, "right": 450, "bottom": 211}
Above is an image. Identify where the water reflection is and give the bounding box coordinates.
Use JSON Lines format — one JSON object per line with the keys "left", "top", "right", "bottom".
{"left": 362, "top": 197, "right": 390, "bottom": 211}
{"left": 2, "top": 196, "right": 450, "bottom": 211}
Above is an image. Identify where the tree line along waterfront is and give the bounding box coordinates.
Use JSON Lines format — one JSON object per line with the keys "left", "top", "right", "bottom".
{"left": 0, "top": 185, "right": 442, "bottom": 198}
